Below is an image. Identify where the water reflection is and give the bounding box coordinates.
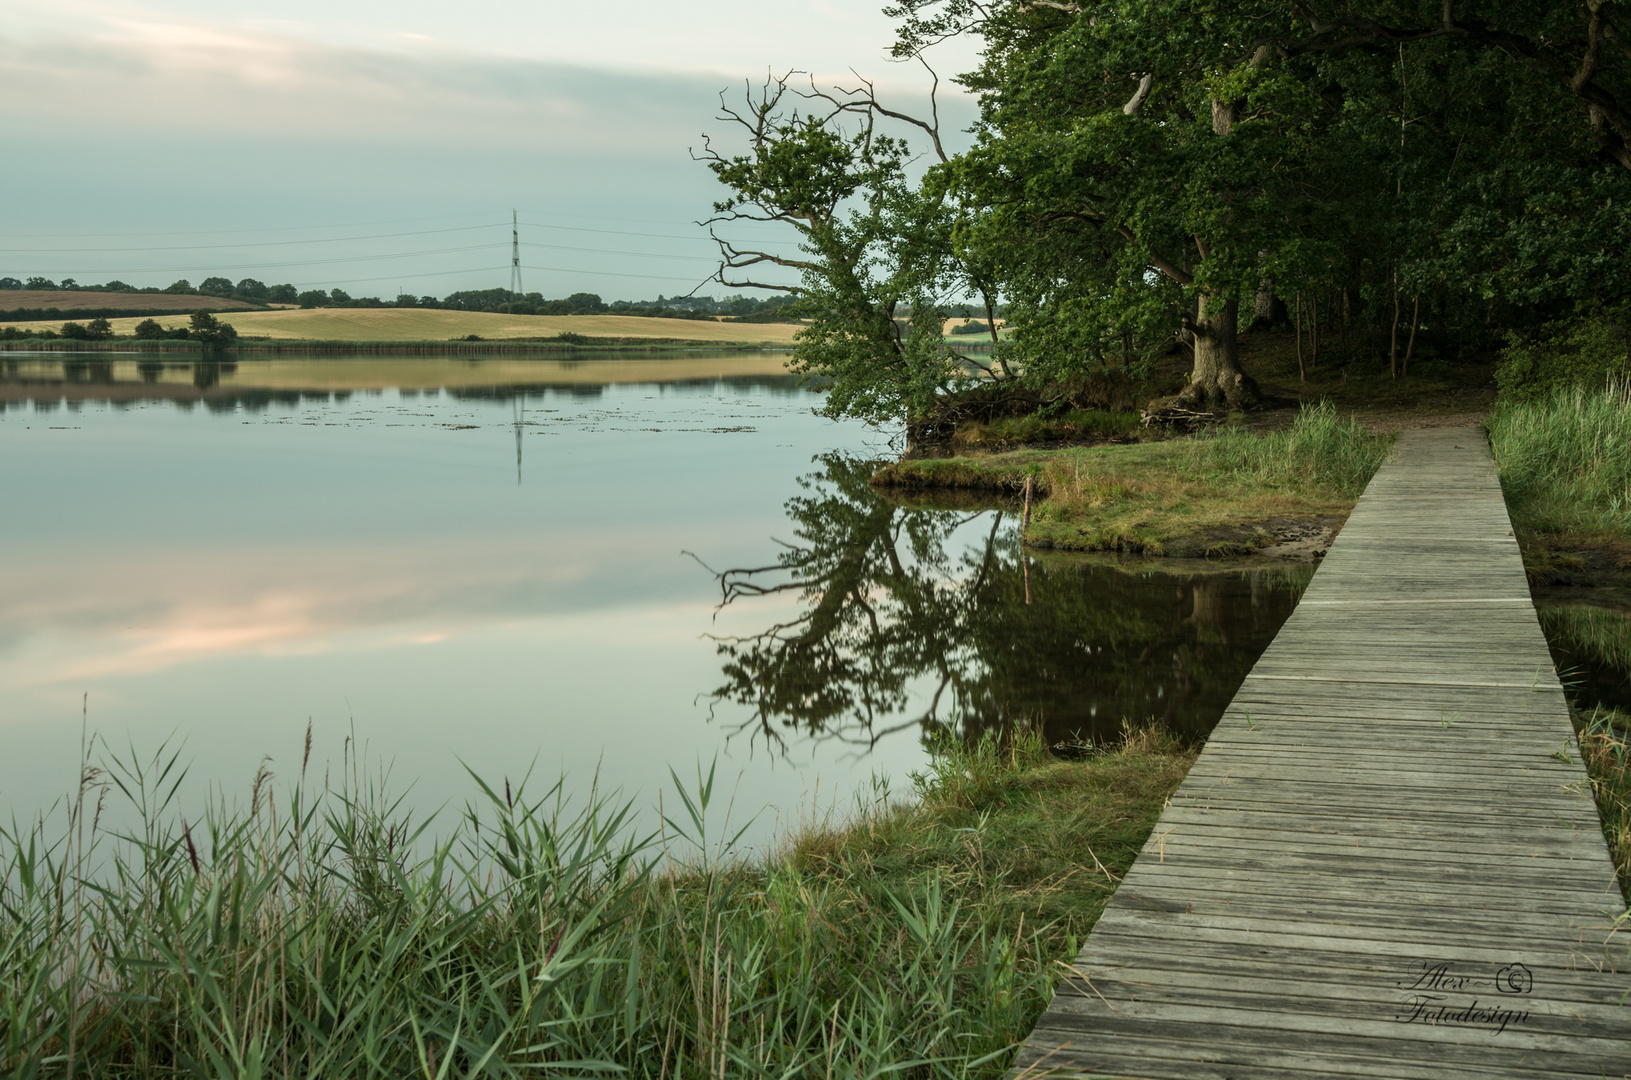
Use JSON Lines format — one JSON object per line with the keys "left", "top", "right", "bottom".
{"left": 1538, "top": 604, "right": 1631, "bottom": 713}
{"left": 0, "top": 353, "right": 801, "bottom": 410}
{"left": 702, "top": 454, "right": 1313, "bottom": 752}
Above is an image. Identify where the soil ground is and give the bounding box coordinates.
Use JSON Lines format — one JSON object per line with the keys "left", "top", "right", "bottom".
{"left": 1214, "top": 323, "right": 1498, "bottom": 432}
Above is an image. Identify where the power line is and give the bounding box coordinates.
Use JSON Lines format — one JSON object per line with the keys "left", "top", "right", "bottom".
{"left": 0, "top": 224, "right": 503, "bottom": 255}
{"left": 0, "top": 210, "right": 514, "bottom": 240}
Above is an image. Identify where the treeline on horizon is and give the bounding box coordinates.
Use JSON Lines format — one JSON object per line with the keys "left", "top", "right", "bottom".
{"left": 0, "top": 275, "right": 800, "bottom": 322}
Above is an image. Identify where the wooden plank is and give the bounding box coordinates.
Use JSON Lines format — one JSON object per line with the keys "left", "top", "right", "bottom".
{"left": 1005, "top": 428, "right": 1631, "bottom": 1079}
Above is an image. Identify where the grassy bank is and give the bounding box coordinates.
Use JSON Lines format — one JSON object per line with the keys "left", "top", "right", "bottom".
{"left": 874, "top": 403, "right": 1392, "bottom": 555}
{"left": 1487, "top": 381, "right": 1631, "bottom": 587}
{"left": 1486, "top": 383, "right": 1631, "bottom": 896}
{"left": 1, "top": 727, "right": 1193, "bottom": 1078}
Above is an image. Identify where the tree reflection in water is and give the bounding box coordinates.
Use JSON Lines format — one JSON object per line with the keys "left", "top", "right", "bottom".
{"left": 700, "top": 453, "right": 1314, "bottom": 754}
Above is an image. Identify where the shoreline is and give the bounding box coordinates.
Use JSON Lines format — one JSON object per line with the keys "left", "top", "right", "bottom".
{"left": 0, "top": 337, "right": 793, "bottom": 355}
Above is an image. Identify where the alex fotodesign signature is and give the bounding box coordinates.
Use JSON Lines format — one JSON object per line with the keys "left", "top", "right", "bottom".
{"left": 1393, "top": 961, "right": 1534, "bottom": 1035}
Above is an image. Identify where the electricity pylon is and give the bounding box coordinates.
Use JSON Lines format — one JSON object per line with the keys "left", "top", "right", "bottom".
{"left": 509, "top": 209, "right": 523, "bottom": 312}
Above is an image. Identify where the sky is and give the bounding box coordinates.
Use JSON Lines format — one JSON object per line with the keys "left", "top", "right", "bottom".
{"left": 0, "top": 0, "right": 978, "bottom": 301}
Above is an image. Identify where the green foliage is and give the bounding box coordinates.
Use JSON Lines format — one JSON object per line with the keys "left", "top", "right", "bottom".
{"left": 58, "top": 321, "right": 89, "bottom": 339}
{"left": 133, "top": 318, "right": 165, "bottom": 340}
{"left": 85, "top": 317, "right": 113, "bottom": 340}
{"left": 0, "top": 732, "right": 1192, "bottom": 1078}
{"left": 699, "top": 77, "right": 992, "bottom": 423}
{"left": 695, "top": 2, "right": 1631, "bottom": 419}
{"left": 188, "top": 311, "right": 238, "bottom": 349}
{"left": 1496, "top": 306, "right": 1631, "bottom": 400}
{"left": 296, "top": 289, "right": 330, "bottom": 308}
{"left": 1488, "top": 381, "right": 1631, "bottom": 538}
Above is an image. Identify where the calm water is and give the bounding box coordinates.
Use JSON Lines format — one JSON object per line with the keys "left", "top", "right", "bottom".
{"left": 1537, "top": 603, "right": 1631, "bottom": 716}
{"left": 1, "top": 353, "right": 1308, "bottom": 842}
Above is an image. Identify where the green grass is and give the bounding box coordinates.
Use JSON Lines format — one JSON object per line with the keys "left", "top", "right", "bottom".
{"left": 1574, "top": 707, "right": 1631, "bottom": 902}
{"left": 1488, "top": 381, "right": 1631, "bottom": 542}
{"left": 0, "top": 726, "right": 1193, "bottom": 1078}
{"left": 875, "top": 403, "right": 1391, "bottom": 555}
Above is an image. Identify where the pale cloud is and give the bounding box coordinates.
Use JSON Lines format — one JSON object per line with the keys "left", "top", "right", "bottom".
{"left": 0, "top": 0, "right": 972, "bottom": 296}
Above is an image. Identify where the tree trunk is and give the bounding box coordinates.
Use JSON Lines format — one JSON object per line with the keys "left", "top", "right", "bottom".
{"left": 1176, "top": 290, "right": 1259, "bottom": 409}
{"left": 1294, "top": 292, "right": 1305, "bottom": 381}
{"left": 1247, "top": 249, "right": 1287, "bottom": 331}
{"left": 1250, "top": 277, "right": 1287, "bottom": 330}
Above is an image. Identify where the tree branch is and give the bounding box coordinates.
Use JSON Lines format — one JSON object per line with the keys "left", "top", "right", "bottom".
{"left": 1117, "top": 226, "right": 1195, "bottom": 286}
{"left": 1122, "top": 73, "right": 1154, "bottom": 116}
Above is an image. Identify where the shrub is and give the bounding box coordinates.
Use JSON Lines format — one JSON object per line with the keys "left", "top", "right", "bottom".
{"left": 59, "top": 321, "right": 89, "bottom": 339}
{"left": 951, "top": 319, "right": 992, "bottom": 335}
{"left": 133, "top": 318, "right": 165, "bottom": 340}
{"left": 85, "top": 317, "right": 114, "bottom": 340}
{"left": 1496, "top": 305, "right": 1631, "bottom": 401}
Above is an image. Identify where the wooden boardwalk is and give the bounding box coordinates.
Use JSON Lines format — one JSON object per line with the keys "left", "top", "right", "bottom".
{"left": 1011, "top": 428, "right": 1629, "bottom": 1079}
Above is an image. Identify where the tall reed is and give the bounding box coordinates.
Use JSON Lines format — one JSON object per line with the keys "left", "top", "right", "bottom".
{"left": 1, "top": 727, "right": 1187, "bottom": 1078}
{"left": 1576, "top": 707, "right": 1631, "bottom": 901}
{"left": 1183, "top": 401, "right": 1392, "bottom": 497}
{"left": 1487, "top": 380, "right": 1631, "bottom": 537}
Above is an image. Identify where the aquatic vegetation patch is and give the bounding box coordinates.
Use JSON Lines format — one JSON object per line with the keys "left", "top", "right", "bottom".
{"left": 0, "top": 728, "right": 1192, "bottom": 1078}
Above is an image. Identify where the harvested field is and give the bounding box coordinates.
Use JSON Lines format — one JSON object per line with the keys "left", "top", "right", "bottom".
{"left": 0, "top": 290, "right": 258, "bottom": 314}
{"left": 1, "top": 307, "right": 802, "bottom": 344}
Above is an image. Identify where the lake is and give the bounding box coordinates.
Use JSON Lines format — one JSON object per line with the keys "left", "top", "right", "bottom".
{"left": 1, "top": 352, "right": 1310, "bottom": 846}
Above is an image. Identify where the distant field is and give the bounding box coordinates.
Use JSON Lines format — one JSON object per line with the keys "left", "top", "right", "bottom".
{"left": 0, "top": 290, "right": 257, "bottom": 313}
{"left": 0, "top": 308, "right": 803, "bottom": 344}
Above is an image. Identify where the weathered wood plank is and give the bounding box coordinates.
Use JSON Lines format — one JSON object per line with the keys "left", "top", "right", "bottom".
{"left": 1005, "top": 428, "right": 1631, "bottom": 1078}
